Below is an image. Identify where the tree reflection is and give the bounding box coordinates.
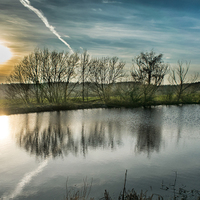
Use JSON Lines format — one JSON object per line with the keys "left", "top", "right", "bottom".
{"left": 17, "top": 112, "right": 66, "bottom": 158}
{"left": 135, "top": 108, "right": 162, "bottom": 157}
{"left": 63, "top": 126, "right": 79, "bottom": 157}
{"left": 88, "top": 122, "right": 106, "bottom": 148}
{"left": 81, "top": 124, "right": 87, "bottom": 157}
{"left": 15, "top": 112, "right": 123, "bottom": 159}
{"left": 176, "top": 106, "right": 183, "bottom": 144}
{"left": 136, "top": 124, "right": 161, "bottom": 156}
{"left": 86, "top": 120, "right": 122, "bottom": 150}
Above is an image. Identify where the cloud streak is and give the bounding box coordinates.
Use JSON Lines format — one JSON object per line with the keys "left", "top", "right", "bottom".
{"left": 102, "top": 0, "right": 122, "bottom": 4}
{"left": 19, "top": 0, "right": 74, "bottom": 53}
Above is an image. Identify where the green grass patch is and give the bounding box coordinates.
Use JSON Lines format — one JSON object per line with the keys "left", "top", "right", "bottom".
{"left": 0, "top": 92, "right": 200, "bottom": 116}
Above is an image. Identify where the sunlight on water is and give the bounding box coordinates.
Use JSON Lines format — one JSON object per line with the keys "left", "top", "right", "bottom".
{"left": 0, "top": 116, "right": 10, "bottom": 140}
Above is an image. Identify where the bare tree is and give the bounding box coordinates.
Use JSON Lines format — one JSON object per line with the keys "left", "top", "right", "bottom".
{"left": 6, "top": 62, "right": 32, "bottom": 104}
{"left": 6, "top": 49, "right": 46, "bottom": 104}
{"left": 79, "top": 50, "right": 91, "bottom": 101}
{"left": 89, "top": 57, "right": 125, "bottom": 102}
{"left": 26, "top": 49, "right": 43, "bottom": 103}
{"left": 41, "top": 50, "right": 70, "bottom": 103}
{"left": 6, "top": 49, "right": 79, "bottom": 104}
{"left": 131, "top": 51, "right": 168, "bottom": 104}
{"left": 116, "top": 82, "right": 142, "bottom": 104}
{"left": 39, "top": 51, "right": 79, "bottom": 103}
{"left": 63, "top": 52, "right": 79, "bottom": 103}
{"left": 169, "top": 61, "right": 199, "bottom": 102}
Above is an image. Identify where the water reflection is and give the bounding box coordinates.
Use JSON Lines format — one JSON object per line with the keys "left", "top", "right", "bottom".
{"left": 136, "top": 124, "right": 161, "bottom": 156}
{"left": 16, "top": 112, "right": 66, "bottom": 158}
{"left": 2, "top": 105, "right": 200, "bottom": 200}
{"left": 87, "top": 121, "right": 121, "bottom": 149}
{"left": 0, "top": 116, "right": 9, "bottom": 140}
{"left": 176, "top": 107, "right": 184, "bottom": 143}
{"left": 4, "top": 159, "right": 48, "bottom": 200}
{"left": 14, "top": 111, "right": 125, "bottom": 159}
{"left": 135, "top": 108, "right": 162, "bottom": 156}
{"left": 12, "top": 108, "right": 164, "bottom": 159}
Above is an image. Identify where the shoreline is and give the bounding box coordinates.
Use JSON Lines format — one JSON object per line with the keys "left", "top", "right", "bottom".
{"left": 0, "top": 103, "right": 107, "bottom": 116}
{"left": 0, "top": 101, "right": 199, "bottom": 116}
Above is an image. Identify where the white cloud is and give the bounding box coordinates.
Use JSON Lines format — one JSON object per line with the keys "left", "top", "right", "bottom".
{"left": 92, "top": 8, "right": 102, "bottom": 12}
{"left": 19, "top": 0, "right": 73, "bottom": 53}
{"left": 6, "top": 17, "right": 33, "bottom": 27}
{"left": 189, "top": 26, "right": 200, "bottom": 30}
{"left": 102, "top": 0, "right": 122, "bottom": 4}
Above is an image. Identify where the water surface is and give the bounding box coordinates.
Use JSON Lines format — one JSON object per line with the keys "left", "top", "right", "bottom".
{"left": 0, "top": 105, "right": 200, "bottom": 199}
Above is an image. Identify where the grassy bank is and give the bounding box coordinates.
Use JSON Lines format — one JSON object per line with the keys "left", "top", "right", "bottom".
{"left": 0, "top": 95, "right": 200, "bottom": 116}
{"left": 1, "top": 81, "right": 200, "bottom": 115}
{"left": 0, "top": 99, "right": 108, "bottom": 115}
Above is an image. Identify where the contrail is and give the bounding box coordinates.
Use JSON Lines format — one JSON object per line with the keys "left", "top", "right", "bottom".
{"left": 2, "top": 159, "right": 48, "bottom": 200}
{"left": 19, "top": 0, "right": 74, "bottom": 53}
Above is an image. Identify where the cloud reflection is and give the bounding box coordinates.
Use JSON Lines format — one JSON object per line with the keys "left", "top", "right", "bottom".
{"left": 3, "top": 159, "right": 48, "bottom": 200}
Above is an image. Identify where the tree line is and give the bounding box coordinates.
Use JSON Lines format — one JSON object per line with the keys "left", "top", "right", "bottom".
{"left": 5, "top": 48, "right": 199, "bottom": 106}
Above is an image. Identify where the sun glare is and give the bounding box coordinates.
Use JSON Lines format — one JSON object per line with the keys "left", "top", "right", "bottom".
{"left": 0, "top": 44, "right": 12, "bottom": 64}
{"left": 0, "top": 116, "right": 10, "bottom": 140}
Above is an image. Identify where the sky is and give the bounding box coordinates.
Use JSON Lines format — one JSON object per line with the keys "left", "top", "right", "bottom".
{"left": 0, "top": 0, "right": 200, "bottom": 83}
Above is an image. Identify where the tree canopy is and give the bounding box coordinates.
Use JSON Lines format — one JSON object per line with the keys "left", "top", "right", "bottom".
{"left": 131, "top": 51, "right": 168, "bottom": 86}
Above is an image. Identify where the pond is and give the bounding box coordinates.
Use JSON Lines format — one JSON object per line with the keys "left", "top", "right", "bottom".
{"left": 0, "top": 105, "right": 200, "bottom": 199}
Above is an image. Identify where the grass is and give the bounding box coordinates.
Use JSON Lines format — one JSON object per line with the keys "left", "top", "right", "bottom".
{"left": 0, "top": 87, "right": 200, "bottom": 116}
{"left": 0, "top": 93, "right": 200, "bottom": 116}
{"left": 0, "top": 98, "right": 108, "bottom": 115}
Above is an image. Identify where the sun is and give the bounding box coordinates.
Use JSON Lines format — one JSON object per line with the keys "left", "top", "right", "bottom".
{"left": 0, "top": 44, "right": 12, "bottom": 64}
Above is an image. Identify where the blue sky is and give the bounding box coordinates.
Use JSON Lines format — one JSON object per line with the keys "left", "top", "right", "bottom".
{"left": 0, "top": 0, "right": 200, "bottom": 82}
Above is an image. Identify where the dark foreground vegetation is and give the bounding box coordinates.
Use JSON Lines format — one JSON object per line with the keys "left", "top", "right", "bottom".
{"left": 65, "top": 171, "right": 200, "bottom": 200}
{"left": 0, "top": 49, "right": 199, "bottom": 115}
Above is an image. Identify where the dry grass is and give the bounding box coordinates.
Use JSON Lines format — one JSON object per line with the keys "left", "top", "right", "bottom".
{"left": 66, "top": 178, "right": 94, "bottom": 200}
{"left": 65, "top": 171, "right": 200, "bottom": 200}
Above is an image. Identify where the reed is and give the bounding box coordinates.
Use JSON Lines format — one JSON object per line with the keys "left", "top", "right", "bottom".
{"left": 65, "top": 171, "right": 200, "bottom": 200}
